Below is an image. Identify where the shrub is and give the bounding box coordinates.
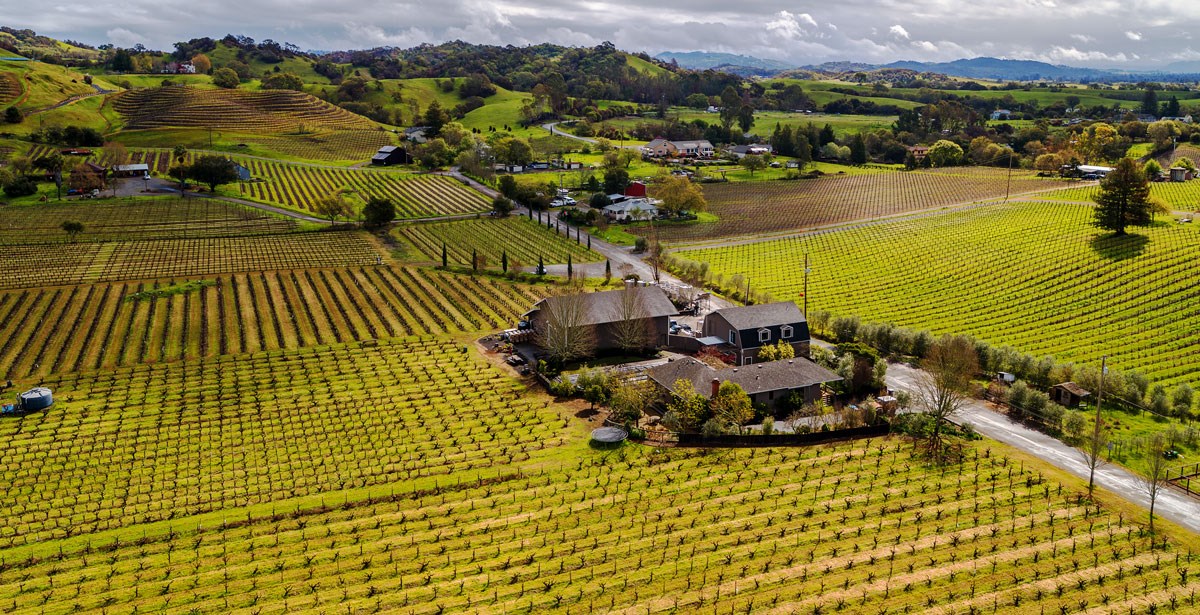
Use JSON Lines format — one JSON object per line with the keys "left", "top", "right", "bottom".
{"left": 3, "top": 176, "right": 37, "bottom": 197}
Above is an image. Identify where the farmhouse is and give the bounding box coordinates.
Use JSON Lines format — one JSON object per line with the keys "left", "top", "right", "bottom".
{"left": 702, "top": 302, "right": 810, "bottom": 365}
{"left": 728, "top": 144, "right": 772, "bottom": 158}
{"left": 648, "top": 356, "right": 841, "bottom": 410}
{"left": 1051, "top": 382, "right": 1091, "bottom": 408}
{"left": 907, "top": 145, "right": 930, "bottom": 162}
{"left": 371, "top": 145, "right": 413, "bottom": 166}
{"left": 522, "top": 286, "right": 677, "bottom": 354}
{"left": 603, "top": 198, "right": 659, "bottom": 222}
{"left": 644, "top": 138, "right": 714, "bottom": 158}
{"left": 403, "top": 126, "right": 430, "bottom": 143}
{"left": 990, "top": 109, "right": 1013, "bottom": 121}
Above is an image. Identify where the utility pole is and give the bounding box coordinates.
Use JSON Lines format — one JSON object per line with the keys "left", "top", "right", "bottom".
{"left": 1088, "top": 355, "right": 1107, "bottom": 495}
{"left": 803, "top": 253, "right": 811, "bottom": 317}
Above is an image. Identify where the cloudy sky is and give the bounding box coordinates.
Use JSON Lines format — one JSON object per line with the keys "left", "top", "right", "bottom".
{"left": 11, "top": 0, "right": 1200, "bottom": 68}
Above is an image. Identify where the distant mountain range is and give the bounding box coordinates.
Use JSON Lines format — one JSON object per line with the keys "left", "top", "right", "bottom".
{"left": 654, "top": 52, "right": 793, "bottom": 72}
{"left": 659, "top": 51, "right": 1200, "bottom": 82}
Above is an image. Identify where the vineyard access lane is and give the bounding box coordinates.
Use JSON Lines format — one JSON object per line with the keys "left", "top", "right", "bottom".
{"left": 883, "top": 359, "right": 1200, "bottom": 535}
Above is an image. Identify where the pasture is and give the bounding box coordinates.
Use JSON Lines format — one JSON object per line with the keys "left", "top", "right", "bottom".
{"left": 639, "top": 167, "right": 1074, "bottom": 243}
{"left": 673, "top": 199, "right": 1200, "bottom": 386}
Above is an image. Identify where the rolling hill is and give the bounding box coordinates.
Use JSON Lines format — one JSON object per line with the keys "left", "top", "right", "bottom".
{"left": 112, "top": 86, "right": 378, "bottom": 131}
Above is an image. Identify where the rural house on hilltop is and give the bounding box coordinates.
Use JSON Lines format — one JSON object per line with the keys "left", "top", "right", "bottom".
{"left": 644, "top": 138, "right": 715, "bottom": 158}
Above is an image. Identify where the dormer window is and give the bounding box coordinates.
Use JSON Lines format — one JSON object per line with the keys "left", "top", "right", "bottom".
{"left": 729, "top": 330, "right": 736, "bottom": 344}
{"left": 781, "top": 325, "right": 793, "bottom": 340}
{"left": 758, "top": 328, "right": 771, "bottom": 343}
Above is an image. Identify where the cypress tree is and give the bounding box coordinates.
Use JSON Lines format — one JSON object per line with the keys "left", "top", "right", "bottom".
{"left": 537, "top": 255, "right": 545, "bottom": 275}
{"left": 441, "top": 242, "right": 447, "bottom": 268}
{"left": 604, "top": 259, "right": 611, "bottom": 283}
{"left": 567, "top": 254, "right": 573, "bottom": 279}
{"left": 471, "top": 248, "right": 477, "bottom": 271}
{"left": 587, "top": 235, "right": 592, "bottom": 250}
{"left": 501, "top": 250, "right": 508, "bottom": 273}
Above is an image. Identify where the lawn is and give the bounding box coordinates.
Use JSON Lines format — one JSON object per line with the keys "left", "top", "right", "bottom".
{"left": 674, "top": 199, "right": 1200, "bottom": 387}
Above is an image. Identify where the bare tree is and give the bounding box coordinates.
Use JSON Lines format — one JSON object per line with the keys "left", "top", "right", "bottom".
{"left": 1078, "top": 418, "right": 1109, "bottom": 500}
{"left": 533, "top": 293, "right": 596, "bottom": 366}
{"left": 610, "top": 287, "right": 653, "bottom": 354}
{"left": 1139, "top": 433, "right": 1173, "bottom": 535}
{"left": 915, "top": 335, "right": 979, "bottom": 463}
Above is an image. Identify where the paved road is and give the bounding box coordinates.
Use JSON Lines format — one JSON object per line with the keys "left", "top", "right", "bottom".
{"left": 884, "top": 360, "right": 1200, "bottom": 534}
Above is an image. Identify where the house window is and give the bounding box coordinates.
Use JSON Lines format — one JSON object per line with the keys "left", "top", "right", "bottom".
{"left": 758, "top": 328, "right": 771, "bottom": 343}
{"left": 729, "top": 330, "right": 736, "bottom": 344}
{"left": 743, "top": 356, "right": 753, "bottom": 366}
{"left": 781, "top": 325, "right": 793, "bottom": 340}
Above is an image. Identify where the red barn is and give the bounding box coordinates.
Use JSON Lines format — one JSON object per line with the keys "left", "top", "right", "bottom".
{"left": 624, "top": 181, "right": 647, "bottom": 198}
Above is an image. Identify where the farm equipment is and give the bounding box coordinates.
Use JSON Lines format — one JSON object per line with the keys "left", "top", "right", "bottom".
{"left": 0, "top": 387, "right": 54, "bottom": 416}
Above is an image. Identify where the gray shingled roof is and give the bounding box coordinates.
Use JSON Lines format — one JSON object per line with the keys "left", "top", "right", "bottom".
{"left": 526, "top": 286, "right": 677, "bottom": 327}
{"left": 648, "top": 356, "right": 840, "bottom": 398}
{"left": 710, "top": 302, "right": 805, "bottom": 331}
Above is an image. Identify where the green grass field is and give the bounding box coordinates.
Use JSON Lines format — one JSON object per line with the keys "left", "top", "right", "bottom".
{"left": 674, "top": 199, "right": 1200, "bottom": 387}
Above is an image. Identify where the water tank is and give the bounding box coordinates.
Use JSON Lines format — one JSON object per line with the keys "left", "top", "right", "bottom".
{"left": 18, "top": 387, "right": 53, "bottom": 411}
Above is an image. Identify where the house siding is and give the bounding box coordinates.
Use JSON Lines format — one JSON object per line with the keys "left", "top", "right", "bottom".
{"left": 702, "top": 313, "right": 810, "bottom": 364}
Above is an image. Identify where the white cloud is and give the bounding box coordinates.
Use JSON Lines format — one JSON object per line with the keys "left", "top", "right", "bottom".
{"left": 1070, "top": 33, "right": 1094, "bottom": 43}
{"left": 889, "top": 24, "right": 910, "bottom": 40}
{"left": 1125, "top": 31, "right": 1142, "bottom": 41}
{"left": 765, "top": 11, "right": 818, "bottom": 40}
{"left": 105, "top": 27, "right": 145, "bottom": 48}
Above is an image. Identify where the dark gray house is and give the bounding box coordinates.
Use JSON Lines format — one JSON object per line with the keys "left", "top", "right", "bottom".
{"left": 702, "top": 302, "right": 810, "bottom": 365}
{"left": 372, "top": 145, "right": 413, "bottom": 166}
{"left": 523, "top": 286, "right": 678, "bottom": 355}
{"left": 648, "top": 356, "right": 841, "bottom": 411}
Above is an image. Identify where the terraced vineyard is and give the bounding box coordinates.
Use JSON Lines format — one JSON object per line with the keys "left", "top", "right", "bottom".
{"left": 0, "top": 266, "right": 561, "bottom": 379}
{"left": 112, "top": 87, "right": 378, "bottom": 132}
{"left": 0, "top": 231, "right": 386, "bottom": 289}
{"left": 236, "top": 160, "right": 490, "bottom": 217}
{"left": 0, "top": 198, "right": 297, "bottom": 245}
{"left": 0, "top": 338, "right": 568, "bottom": 546}
{"left": 640, "top": 168, "right": 1074, "bottom": 243}
{"left": 0, "top": 71, "right": 20, "bottom": 103}
{"left": 674, "top": 200, "right": 1200, "bottom": 386}
{"left": 0, "top": 434, "right": 1191, "bottom": 614}
{"left": 396, "top": 216, "right": 602, "bottom": 266}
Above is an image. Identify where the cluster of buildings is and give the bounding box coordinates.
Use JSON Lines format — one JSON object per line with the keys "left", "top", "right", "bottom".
{"left": 518, "top": 286, "right": 840, "bottom": 414}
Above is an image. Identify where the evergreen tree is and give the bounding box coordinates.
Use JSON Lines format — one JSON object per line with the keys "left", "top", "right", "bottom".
{"left": 441, "top": 242, "right": 447, "bottom": 268}
{"left": 1093, "top": 157, "right": 1153, "bottom": 235}
{"left": 604, "top": 259, "right": 611, "bottom": 283}
{"left": 850, "top": 133, "right": 868, "bottom": 165}
{"left": 567, "top": 254, "right": 573, "bottom": 279}
{"left": 1141, "top": 88, "right": 1159, "bottom": 117}
{"left": 501, "top": 250, "right": 508, "bottom": 273}
{"left": 536, "top": 255, "right": 545, "bottom": 275}
{"left": 471, "top": 248, "right": 477, "bottom": 271}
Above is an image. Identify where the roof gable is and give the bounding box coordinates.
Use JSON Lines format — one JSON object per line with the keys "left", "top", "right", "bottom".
{"left": 648, "top": 356, "right": 841, "bottom": 398}
{"left": 712, "top": 302, "right": 805, "bottom": 331}
{"left": 529, "top": 286, "right": 677, "bottom": 327}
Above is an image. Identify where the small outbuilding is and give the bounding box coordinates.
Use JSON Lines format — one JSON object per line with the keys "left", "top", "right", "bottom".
{"left": 1169, "top": 167, "right": 1191, "bottom": 182}
{"left": 1052, "top": 382, "right": 1091, "bottom": 408}
{"left": 112, "top": 163, "right": 150, "bottom": 178}
{"left": 371, "top": 145, "right": 413, "bottom": 166}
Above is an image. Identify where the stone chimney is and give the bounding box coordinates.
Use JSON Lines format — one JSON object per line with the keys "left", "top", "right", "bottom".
{"left": 711, "top": 378, "right": 720, "bottom": 397}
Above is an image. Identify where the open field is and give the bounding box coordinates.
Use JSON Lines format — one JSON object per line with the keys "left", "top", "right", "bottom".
{"left": 0, "top": 265, "right": 558, "bottom": 379}
{"left": 674, "top": 199, "right": 1200, "bottom": 386}
{"left": 638, "top": 167, "right": 1075, "bottom": 243}
{"left": 395, "top": 216, "right": 603, "bottom": 266}
{"left": 0, "top": 59, "right": 119, "bottom": 111}
{"left": 235, "top": 161, "right": 490, "bottom": 217}
{"left": 0, "top": 433, "right": 1193, "bottom": 614}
